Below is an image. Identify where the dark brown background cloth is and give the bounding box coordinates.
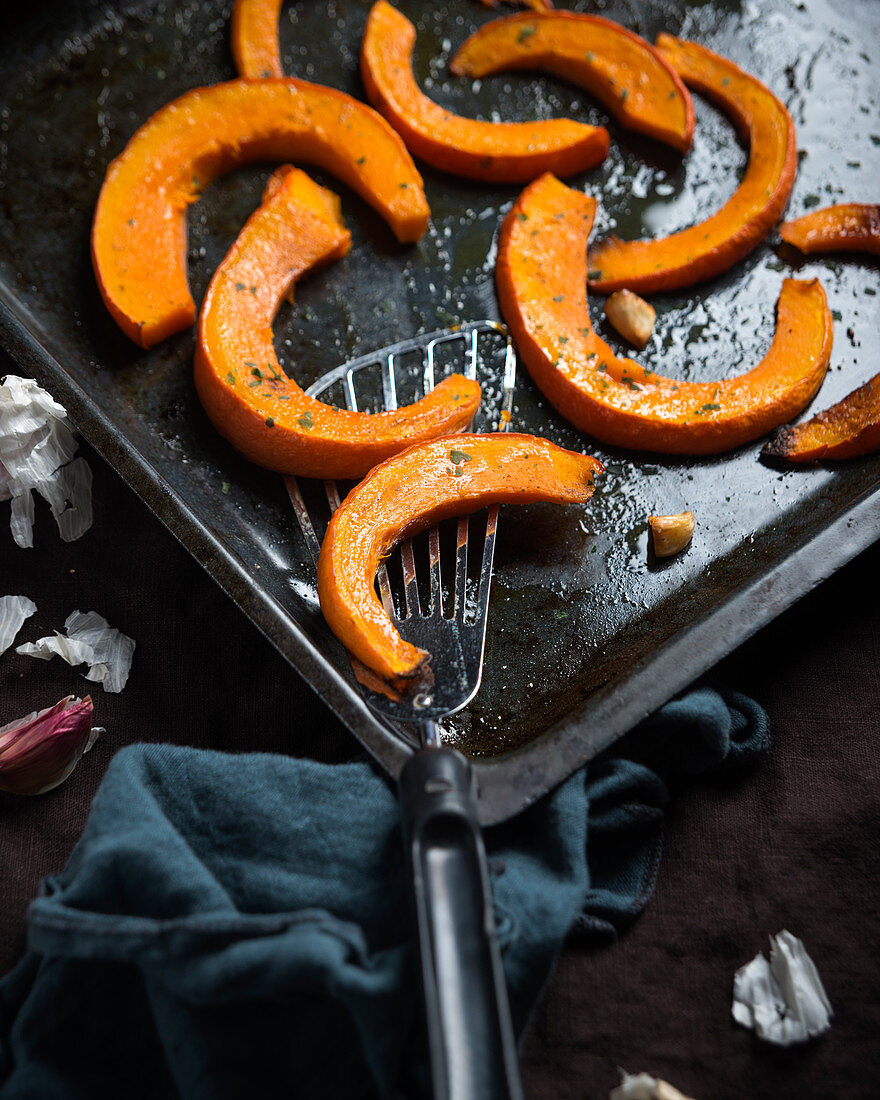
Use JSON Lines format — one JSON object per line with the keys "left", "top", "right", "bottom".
{"left": 1, "top": 427, "right": 878, "bottom": 1099}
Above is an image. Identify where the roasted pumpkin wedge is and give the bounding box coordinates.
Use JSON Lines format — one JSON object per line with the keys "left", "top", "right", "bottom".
{"left": 194, "top": 166, "right": 480, "bottom": 479}
{"left": 232, "top": 0, "right": 284, "bottom": 78}
{"left": 586, "top": 35, "right": 797, "bottom": 294}
{"left": 360, "top": 1, "right": 608, "bottom": 183}
{"left": 779, "top": 204, "right": 880, "bottom": 256}
{"left": 230, "top": 0, "right": 557, "bottom": 79}
{"left": 91, "top": 79, "right": 430, "bottom": 348}
{"left": 497, "top": 174, "right": 832, "bottom": 454}
{"left": 450, "top": 11, "right": 694, "bottom": 153}
{"left": 763, "top": 371, "right": 880, "bottom": 462}
{"left": 317, "top": 432, "right": 603, "bottom": 684}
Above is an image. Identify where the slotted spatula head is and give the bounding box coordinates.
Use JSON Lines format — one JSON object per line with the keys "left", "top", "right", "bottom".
{"left": 286, "top": 320, "right": 516, "bottom": 728}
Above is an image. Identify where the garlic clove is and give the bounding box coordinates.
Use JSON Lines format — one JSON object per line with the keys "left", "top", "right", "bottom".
{"left": 604, "top": 289, "right": 657, "bottom": 349}
{"left": 610, "top": 1071, "right": 697, "bottom": 1100}
{"left": 0, "top": 695, "right": 100, "bottom": 796}
{"left": 649, "top": 511, "right": 695, "bottom": 557}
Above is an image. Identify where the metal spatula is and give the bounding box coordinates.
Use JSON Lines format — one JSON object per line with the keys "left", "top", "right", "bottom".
{"left": 287, "top": 320, "right": 523, "bottom": 1100}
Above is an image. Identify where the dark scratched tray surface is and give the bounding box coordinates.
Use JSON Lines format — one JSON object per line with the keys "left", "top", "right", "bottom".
{"left": 1, "top": 0, "right": 878, "bottom": 823}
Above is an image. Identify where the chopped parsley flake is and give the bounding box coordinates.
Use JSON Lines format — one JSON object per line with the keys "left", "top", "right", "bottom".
{"left": 449, "top": 449, "right": 473, "bottom": 464}
{"left": 694, "top": 403, "right": 721, "bottom": 415}
{"left": 298, "top": 410, "right": 315, "bottom": 430}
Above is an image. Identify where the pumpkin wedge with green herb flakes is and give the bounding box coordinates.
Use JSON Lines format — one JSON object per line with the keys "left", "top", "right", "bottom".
{"left": 317, "top": 433, "right": 603, "bottom": 685}
{"left": 450, "top": 11, "right": 694, "bottom": 153}
{"left": 360, "top": 1, "right": 609, "bottom": 183}
{"left": 586, "top": 35, "right": 797, "bottom": 294}
{"left": 91, "top": 78, "right": 430, "bottom": 348}
{"left": 194, "top": 166, "right": 479, "bottom": 479}
{"left": 497, "top": 173, "right": 833, "bottom": 454}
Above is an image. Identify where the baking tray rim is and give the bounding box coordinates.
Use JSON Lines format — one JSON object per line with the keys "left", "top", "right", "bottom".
{"left": 3, "top": 290, "right": 879, "bottom": 825}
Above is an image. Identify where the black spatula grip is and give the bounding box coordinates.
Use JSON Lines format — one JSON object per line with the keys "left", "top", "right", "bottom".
{"left": 399, "top": 747, "right": 523, "bottom": 1100}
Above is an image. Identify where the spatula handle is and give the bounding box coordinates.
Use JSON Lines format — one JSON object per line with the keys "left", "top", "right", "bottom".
{"left": 399, "top": 747, "right": 524, "bottom": 1100}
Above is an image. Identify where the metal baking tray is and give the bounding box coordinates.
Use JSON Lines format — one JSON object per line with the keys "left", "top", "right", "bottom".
{"left": 1, "top": 0, "right": 878, "bottom": 823}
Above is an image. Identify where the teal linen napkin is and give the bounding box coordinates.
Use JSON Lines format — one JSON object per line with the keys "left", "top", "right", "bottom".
{"left": 0, "top": 685, "right": 767, "bottom": 1099}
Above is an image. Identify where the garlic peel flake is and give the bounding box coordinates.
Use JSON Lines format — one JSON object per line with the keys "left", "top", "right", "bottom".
{"left": 732, "top": 930, "right": 832, "bottom": 1045}
{"left": 17, "top": 610, "right": 135, "bottom": 693}
{"left": 0, "top": 595, "right": 37, "bottom": 656}
{"left": 0, "top": 375, "right": 93, "bottom": 548}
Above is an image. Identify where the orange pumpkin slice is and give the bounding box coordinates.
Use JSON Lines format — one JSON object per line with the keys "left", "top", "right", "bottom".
{"left": 232, "top": 0, "right": 284, "bottom": 79}
{"left": 229, "top": 0, "right": 556, "bottom": 79}
{"left": 762, "top": 371, "right": 880, "bottom": 462}
{"left": 496, "top": 174, "right": 832, "bottom": 454}
{"left": 317, "top": 432, "right": 603, "bottom": 684}
{"left": 779, "top": 204, "right": 880, "bottom": 256}
{"left": 360, "top": 1, "right": 609, "bottom": 183}
{"left": 586, "top": 35, "right": 797, "bottom": 295}
{"left": 450, "top": 12, "right": 694, "bottom": 153}
{"left": 91, "top": 78, "right": 430, "bottom": 348}
{"left": 194, "top": 166, "right": 480, "bottom": 479}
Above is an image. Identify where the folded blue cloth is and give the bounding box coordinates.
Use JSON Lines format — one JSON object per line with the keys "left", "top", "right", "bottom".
{"left": 0, "top": 686, "right": 766, "bottom": 1099}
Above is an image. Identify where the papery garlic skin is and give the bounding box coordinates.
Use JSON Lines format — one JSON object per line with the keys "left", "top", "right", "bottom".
{"left": 0, "top": 375, "right": 93, "bottom": 548}
{"left": 16, "top": 610, "right": 135, "bottom": 693}
{"left": 0, "top": 696, "right": 99, "bottom": 796}
{"left": 0, "top": 594, "right": 37, "bottom": 655}
{"left": 732, "top": 930, "right": 832, "bottom": 1045}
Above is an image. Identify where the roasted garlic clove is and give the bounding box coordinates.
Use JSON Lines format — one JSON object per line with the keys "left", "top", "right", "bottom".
{"left": 604, "top": 289, "right": 656, "bottom": 349}
{"left": 649, "top": 511, "right": 694, "bottom": 557}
